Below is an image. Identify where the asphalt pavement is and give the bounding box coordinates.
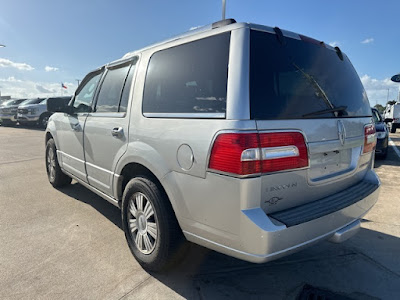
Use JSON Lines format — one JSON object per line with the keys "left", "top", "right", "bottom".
{"left": 0, "top": 125, "right": 399, "bottom": 299}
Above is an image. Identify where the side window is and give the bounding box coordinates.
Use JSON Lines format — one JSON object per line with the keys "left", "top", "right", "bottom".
{"left": 142, "top": 33, "right": 230, "bottom": 116}
{"left": 372, "top": 110, "right": 379, "bottom": 123}
{"left": 119, "top": 61, "right": 137, "bottom": 112}
{"left": 73, "top": 72, "right": 102, "bottom": 113}
{"left": 95, "top": 64, "right": 130, "bottom": 113}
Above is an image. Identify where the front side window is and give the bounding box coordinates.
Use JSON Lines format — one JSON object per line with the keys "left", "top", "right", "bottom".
{"left": 142, "top": 32, "right": 230, "bottom": 116}
{"left": 73, "top": 72, "right": 102, "bottom": 113}
{"left": 95, "top": 65, "right": 130, "bottom": 113}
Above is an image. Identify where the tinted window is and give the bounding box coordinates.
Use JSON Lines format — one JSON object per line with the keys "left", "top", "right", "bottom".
{"left": 142, "top": 33, "right": 230, "bottom": 115}
{"left": 119, "top": 62, "right": 137, "bottom": 113}
{"left": 95, "top": 65, "right": 130, "bottom": 113}
{"left": 372, "top": 109, "right": 382, "bottom": 123}
{"left": 250, "top": 30, "right": 371, "bottom": 119}
{"left": 73, "top": 73, "right": 102, "bottom": 112}
{"left": 73, "top": 72, "right": 102, "bottom": 113}
{"left": 22, "top": 98, "right": 45, "bottom": 105}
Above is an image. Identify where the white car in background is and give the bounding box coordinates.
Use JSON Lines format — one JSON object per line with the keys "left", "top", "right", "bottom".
{"left": 383, "top": 102, "right": 400, "bottom": 133}
{"left": 18, "top": 96, "right": 71, "bottom": 128}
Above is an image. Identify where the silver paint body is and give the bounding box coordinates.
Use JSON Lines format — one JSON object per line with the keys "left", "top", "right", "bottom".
{"left": 46, "top": 22, "right": 380, "bottom": 263}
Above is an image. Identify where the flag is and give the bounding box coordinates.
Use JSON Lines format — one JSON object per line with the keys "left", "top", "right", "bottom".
{"left": 61, "top": 83, "right": 67, "bottom": 89}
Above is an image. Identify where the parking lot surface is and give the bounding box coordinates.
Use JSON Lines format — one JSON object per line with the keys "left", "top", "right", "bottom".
{"left": 0, "top": 125, "right": 399, "bottom": 299}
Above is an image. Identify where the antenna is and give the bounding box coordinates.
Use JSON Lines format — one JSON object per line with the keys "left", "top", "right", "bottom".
{"left": 222, "top": 0, "right": 226, "bottom": 20}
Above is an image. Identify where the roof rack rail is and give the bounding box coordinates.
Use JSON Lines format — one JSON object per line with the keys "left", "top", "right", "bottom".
{"left": 212, "top": 18, "right": 236, "bottom": 29}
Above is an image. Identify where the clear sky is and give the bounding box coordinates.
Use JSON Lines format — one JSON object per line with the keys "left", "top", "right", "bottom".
{"left": 0, "top": 0, "right": 399, "bottom": 106}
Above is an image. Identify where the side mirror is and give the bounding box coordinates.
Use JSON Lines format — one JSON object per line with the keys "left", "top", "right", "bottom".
{"left": 47, "top": 98, "right": 72, "bottom": 114}
{"left": 384, "top": 118, "right": 393, "bottom": 123}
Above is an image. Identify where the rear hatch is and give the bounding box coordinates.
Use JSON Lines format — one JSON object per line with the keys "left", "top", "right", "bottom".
{"left": 249, "top": 29, "right": 374, "bottom": 214}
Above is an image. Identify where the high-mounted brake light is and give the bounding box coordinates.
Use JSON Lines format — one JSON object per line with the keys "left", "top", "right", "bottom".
{"left": 363, "top": 124, "right": 377, "bottom": 154}
{"left": 208, "top": 132, "right": 309, "bottom": 176}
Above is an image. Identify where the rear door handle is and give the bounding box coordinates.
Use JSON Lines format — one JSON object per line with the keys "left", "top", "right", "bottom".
{"left": 111, "top": 127, "right": 124, "bottom": 138}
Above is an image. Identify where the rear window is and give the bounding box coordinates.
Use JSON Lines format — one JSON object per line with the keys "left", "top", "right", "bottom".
{"left": 142, "top": 32, "right": 230, "bottom": 117}
{"left": 250, "top": 30, "right": 371, "bottom": 119}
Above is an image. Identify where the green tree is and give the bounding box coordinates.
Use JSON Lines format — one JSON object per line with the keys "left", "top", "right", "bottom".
{"left": 374, "top": 104, "right": 384, "bottom": 113}
{"left": 387, "top": 100, "right": 397, "bottom": 106}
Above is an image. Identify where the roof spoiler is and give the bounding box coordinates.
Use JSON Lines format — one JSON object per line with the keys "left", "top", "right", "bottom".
{"left": 212, "top": 18, "right": 236, "bottom": 29}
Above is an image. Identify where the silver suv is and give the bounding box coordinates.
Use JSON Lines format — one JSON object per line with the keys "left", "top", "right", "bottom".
{"left": 45, "top": 19, "right": 380, "bottom": 271}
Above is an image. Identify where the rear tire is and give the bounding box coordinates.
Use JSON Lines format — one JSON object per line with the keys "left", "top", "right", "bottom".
{"left": 390, "top": 123, "right": 396, "bottom": 133}
{"left": 121, "top": 177, "right": 187, "bottom": 272}
{"left": 46, "top": 138, "right": 72, "bottom": 188}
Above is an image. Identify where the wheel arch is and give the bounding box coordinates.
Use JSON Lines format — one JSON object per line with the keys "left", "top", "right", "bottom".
{"left": 117, "top": 162, "right": 185, "bottom": 229}
{"left": 45, "top": 131, "right": 53, "bottom": 146}
{"left": 118, "top": 162, "right": 167, "bottom": 203}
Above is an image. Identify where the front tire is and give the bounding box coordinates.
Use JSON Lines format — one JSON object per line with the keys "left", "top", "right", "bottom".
{"left": 121, "top": 177, "right": 186, "bottom": 272}
{"left": 39, "top": 114, "right": 50, "bottom": 129}
{"left": 46, "top": 139, "right": 72, "bottom": 188}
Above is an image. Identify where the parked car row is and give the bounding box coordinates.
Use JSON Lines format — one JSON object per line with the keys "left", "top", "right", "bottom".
{"left": 0, "top": 96, "right": 71, "bottom": 128}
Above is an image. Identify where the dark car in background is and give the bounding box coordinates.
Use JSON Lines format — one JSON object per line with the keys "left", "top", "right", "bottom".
{"left": 372, "top": 107, "right": 388, "bottom": 159}
{"left": 0, "top": 99, "right": 27, "bottom": 126}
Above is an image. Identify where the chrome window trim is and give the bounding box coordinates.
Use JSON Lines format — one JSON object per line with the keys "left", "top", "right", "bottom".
{"left": 143, "top": 112, "right": 226, "bottom": 119}
{"left": 87, "top": 112, "right": 126, "bottom": 118}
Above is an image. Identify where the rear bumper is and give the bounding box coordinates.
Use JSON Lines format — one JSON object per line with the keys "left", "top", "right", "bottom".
{"left": 178, "top": 170, "right": 380, "bottom": 263}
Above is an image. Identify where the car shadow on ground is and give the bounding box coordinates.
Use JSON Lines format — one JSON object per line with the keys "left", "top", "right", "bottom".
{"left": 58, "top": 182, "right": 400, "bottom": 299}
{"left": 374, "top": 145, "right": 400, "bottom": 168}
{"left": 58, "top": 182, "right": 122, "bottom": 229}
{"left": 147, "top": 227, "right": 400, "bottom": 299}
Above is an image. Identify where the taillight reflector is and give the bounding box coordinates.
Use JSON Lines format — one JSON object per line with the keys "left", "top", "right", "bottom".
{"left": 208, "top": 132, "right": 308, "bottom": 176}
{"left": 363, "top": 124, "right": 376, "bottom": 154}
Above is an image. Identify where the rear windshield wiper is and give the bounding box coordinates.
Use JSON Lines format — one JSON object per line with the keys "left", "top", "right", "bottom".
{"left": 292, "top": 63, "right": 335, "bottom": 111}
{"left": 302, "top": 106, "right": 348, "bottom": 118}
{"left": 292, "top": 63, "right": 348, "bottom": 117}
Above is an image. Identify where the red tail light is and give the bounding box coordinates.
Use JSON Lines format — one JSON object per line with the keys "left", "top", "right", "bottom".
{"left": 208, "top": 132, "right": 308, "bottom": 176}
{"left": 363, "top": 124, "right": 376, "bottom": 154}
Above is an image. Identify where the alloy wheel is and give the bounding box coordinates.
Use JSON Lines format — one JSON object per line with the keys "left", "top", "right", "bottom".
{"left": 47, "top": 148, "right": 56, "bottom": 181}
{"left": 128, "top": 192, "right": 158, "bottom": 254}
